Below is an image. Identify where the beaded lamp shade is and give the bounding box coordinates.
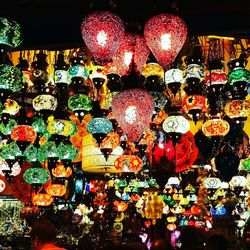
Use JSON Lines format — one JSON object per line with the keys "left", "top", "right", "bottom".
{"left": 81, "top": 11, "right": 125, "bottom": 65}
{"left": 82, "top": 134, "right": 123, "bottom": 173}
{"left": 0, "top": 17, "right": 23, "bottom": 48}
{"left": 112, "top": 88, "right": 154, "bottom": 142}
{"left": 144, "top": 14, "right": 187, "bottom": 68}
{"left": 114, "top": 155, "right": 143, "bottom": 172}
{"left": 112, "top": 33, "right": 150, "bottom": 75}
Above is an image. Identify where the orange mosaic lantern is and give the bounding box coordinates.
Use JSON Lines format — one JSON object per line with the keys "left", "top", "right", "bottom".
{"left": 32, "top": 193, "right": 53, "bottom": 206}
{"left": 113, "top": 201, "right": 128, "bottom": 212}
{"left": 52, "top": 161, "right": 72, "bottom": 178}
{"left": 224, "top": 100, "right": 250, "bottom": 118}
{"left": 45, "top": 184, "right": 67, "bottom": 197}
{"left": 11, "top": 125, "right": 37, "bottom": 143}
{"left": 202, "top": 119, "right": 230, "bottom": 137}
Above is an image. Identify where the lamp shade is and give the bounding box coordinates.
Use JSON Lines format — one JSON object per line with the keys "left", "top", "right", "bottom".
{"left": 112, "top": 33, "right": 150, "bottom": 75}
{"left": 81, "top": 11, "right": 125, "bottom": 65}
{"left": 114, "top": 155, "right": 143, "bottom": 172}
{"left": 32, "top": 193, "right": 53, "bottom": 206}
{"left": 32, "top": 95, "right": 58, "bottom": 111}
{"left": 162, "top": 115, "right": 190, "bottom": 134}
{"left": 112, "top": 89, "right": 154, "bottom": 142}
{"left": 224, "top": 100, "right": 250, "bottom": 118}
{"left": 144, "top": 14, "right": 187, "bottom": 68}
{"left": 202, "top": 119, "right": 230, "bottom": 137}
{"left": 87, "top": 118, "right": 113, "bottom": 135}
{"left": 47, "top": 117, "right": 77, "bottom": 136}
{"left": 141, "top": 63, "right": 165, "bottom": 80}
{"left": 52, "top": 161, "right": 72, "bottom": 178}
{"left": 23, "top": 168, "right": 50, "bottom": 185}
{"left": 82, "top": 134, "right": 123, "bottom": 173}
{"left": 11, "top": 125, "right": 37, "bottom": 143}
{"left": 45, "top": 184, "right": 66, "bottom": 197}
{"left": 68, "top": 94, "right": 93, "bottom": 111}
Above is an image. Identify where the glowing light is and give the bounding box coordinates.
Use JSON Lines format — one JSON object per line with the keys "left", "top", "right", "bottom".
{"left": 161, "top": 34, "right": 171, "bottom": 50}
{"left": 125, "top": 106, "right": 137, "bottom": 124}
{"left": 97, "top": 30, "right": 108, "bottom": 47}
{"left": 124, "top": 51, "right": 133, "bottom": 66}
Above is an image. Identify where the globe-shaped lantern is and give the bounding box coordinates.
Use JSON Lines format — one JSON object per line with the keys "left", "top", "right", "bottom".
{"left": 112, "top": 88, "right": 154, "bottom": 142}
{"left": 144, "top": 14, "right": 187, "bottom": 68}
{"left": 112, "top": 33, "right": 150, "bottom": 75}
{"left": 114, "top": 155, "right": 143, "bottom": 173}
{"left": 23, "top": 167, "right": 50, "bottom": 185}
{"left": 81, "top": 11, "right": 125, "bottom": 65}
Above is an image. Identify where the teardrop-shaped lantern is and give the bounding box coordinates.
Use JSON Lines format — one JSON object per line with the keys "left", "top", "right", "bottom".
{"left": 112, "top": 89, "right": 154, "bottom": 142}
{"left": 144, "top": 14, "right": 187, "bottom": 68}
{"left": 112, "top": 33, "right": 150, "bottom": 75}
{"left": 81, "top": 11, "right": 125, "bottom": 65}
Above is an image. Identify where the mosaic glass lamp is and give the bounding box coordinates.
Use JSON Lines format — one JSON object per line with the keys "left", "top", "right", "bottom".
{"left": 114, "top": 155, "right": 143, "bottom": 173}
{"left": 11, "top": 125, "right": 37, "bottom": 143}
{"left": 144, "top": 14, "right": 187, "bottom": 68}
{"left": 45, "top": 184, "right": 67, "bottom": 197}
{"left": 38, "top": 141, "right": 58, "bottom": 163}
{"left": 32, "top": 95, "right": 58, "bottom": 112}
{"left": 23, "top": 168, "right": 50, "bottom": 185}
{"left": 163, "top": 115, "right": 190, "bottom": 134}
{"left": 81, "top": 11, "right": 125, "bottom": 65}
{"left": 52, "top": 161, "right": 72, "bottom": 178}
{"left": 32, "top": 193, "right": 53, "bottom": 206}
{"left": 202, "top": 118, "right": 230, "bottom": 137}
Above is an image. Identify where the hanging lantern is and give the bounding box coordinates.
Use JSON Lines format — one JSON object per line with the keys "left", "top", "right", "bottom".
{"left": 224, "top": 100, "right": 250, "bottom": 118}
{"left": 142, "top": 63, "right": 165, "bottom": 80}
{"left": 182, "top": 95, "right": 209, "bottom": 123}
{"left": 163, "top": 115, "right": 190, "bottom": 134}
{"left": 32, "top": 95, "right": 58, "bottom": 112}
{"left": 114, "top": 155, "right": 143, "bottom": 172}
{"left": 113, "top": 201, "right": 128, "bottom": 212}
{"left": 45, "top": 184, "right": 67, "bottom": 197}
{"left": 203, "top": 177, "right": 221, "bottom": 189}
{"left": 11, "top": 125, "right": 37, "bottom": 143}
{"left": 144, "top": 14, "right": 187, "bottom": 68}
{"left": 81, "top": 11, "right": 125, "bottom": 65}
{"left": 0, "top": 17, "right": 23, "bottom": 49}
{"left": 112, "top": 33, "right": 150, "bottom": 75}
{"left": 68, "top": 94, "right": 93, "bottom": 114}
{"left": 23, "top": 168, "right": 50, "bottom": 185}
{"left": 82, "top": 134, "right": 123, "bottom": 173}
{"left": 205, "top": 69, "right": 227, "bottom": 86}
{"left": 165, "top": 68, "right": 185, "bottom": 96}
{"left": 32, "top": 193, "right": 53, "bottom": 206}
{"left": 112, "top": 89, "right": 154, "bottom": 142}
{"left": 202, "top": 118, "right": 230, "bottom": 137}
{"left": 2, "top": 99, "right": 20, "bottom": 116}
{"left": 52, "top": 161, "right": 72, "bottom": 178}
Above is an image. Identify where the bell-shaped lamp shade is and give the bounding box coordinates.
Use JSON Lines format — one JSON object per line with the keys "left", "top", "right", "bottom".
{"left": 81, "top": 11, "right": 125, "bottom": 65}
{"left": 112, "top": 89, "right": 154, "bottom": 142}
{"left": 144, "top": 14, "right": 187, "bottom": 68}
{"left": 82, "top": 134, "right": 123, "bottom": 173}
{"left": 114, "top": 155, "right": 143, "bottom": 172}
{"left": 112, "top": 33, "right": 150, "bottom": 75}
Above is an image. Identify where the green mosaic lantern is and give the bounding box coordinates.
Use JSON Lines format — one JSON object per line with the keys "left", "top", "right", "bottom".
{"left": 38, "top": 141, "right": 58, "bottom": 163}
{"left": 0, "top": 17, "right": 23, "bottom": 48}
{"left": 0, "top": 65, "right": 23, "bottom": 92}
{"left": 57, "top": 142, "right": 79, "bottom": 161}
{"left": 32, "top": 117, "right": 47, "bottom": 134}
{"left": 0, "top": 142, "right": 22, "bottom": 160}
{"left": 0, "top": 119, "right": 18, "bottom": 135}
{"left": 68, "top": 94, "right": 93, "bottom": 111}
{"left": 24, "top": 168, "right": 49, "bottom": 185}
{"left": 227, "top": 68, "right": 250, "bottom": 85}
{"left": 23, "top": 144, "right": 38, "bottom": 162}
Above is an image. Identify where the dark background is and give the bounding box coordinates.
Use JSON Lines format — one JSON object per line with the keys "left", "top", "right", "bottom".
{"left": 1, "top": 0, "right": 250, "bottom": 50}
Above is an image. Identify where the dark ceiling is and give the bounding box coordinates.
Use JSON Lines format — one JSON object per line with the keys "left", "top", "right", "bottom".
{"left": 1, "top": 0, "right": 250, "bottom": 50}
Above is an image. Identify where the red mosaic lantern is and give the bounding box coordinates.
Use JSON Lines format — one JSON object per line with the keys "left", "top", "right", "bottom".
{"left": 112, "top": 89, "right": 154, "bottom": 142}
{"left": 111, "top": 33, "right": 150, "bottom": 75}
{"left": 81, "top": 11, "right": 125, "bottom": 65}
{"left": 11, "top": 125, "right": 37, "bottom": 143}
{"left": 144, "top": 14, "right": 187, "bottom": 68}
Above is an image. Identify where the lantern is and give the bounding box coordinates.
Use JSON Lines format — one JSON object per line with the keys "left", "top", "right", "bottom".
{"left": 112, "top": 33, "right": 150, "bottom": 75}
{"left": 32, "top": 95, "right": 58, "bottom": 111}
{"left": 114, "top": 155, "right": 143, "bottom": 172}
{"left": 32, "top": 193, "right": 53, "bottom": 206}
{"left": 68, "top": 94, "right": 93, "bottom": 115}
{"left": 82, "top": 134, "right": 123, "bottom": 173}
{"left": 2, "top": 99, "right": 20, "bottom": 116}
{"left": 45, "top": 184, "right": 67, "bottom": 197}
{"left": 165, "top": 68, "right": 185, "bottom": 96}
{"left": 144, "top": 14, "right": 187, "bottom": 68}
{"left": 202, "top": 118, "right": 230, "bottom": 137}
{"left": 52, "top": 161, "right": 72, "bottom": 178}
{"left": 81, "top": 11, "right": 125, "bottom": 65}
{"left": 224, "top": 100, "right": 250, "bottom": 118}
{"left": 23, "top": 168, "right": 50, "bottom": 185}
{"left": 163, "top": 115, "right": 190, "bottom": 134}
{"left": 112, "top": 88, "right": 154, "bottom": 142}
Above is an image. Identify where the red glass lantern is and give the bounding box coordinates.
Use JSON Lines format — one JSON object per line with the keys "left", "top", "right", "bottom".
{"left": 114, "top": 155, "right": 143, "bottom": 172}
{"left": 81, "top": 11, "right": 125, "bottom": 65}
{"left": 144, "top": 14, "right": 187, "bottom": 68}
{"left": 111, "top": 33, "right": 150, "bottom": 75}
{"left": 112, "top": 89, "right": 154, "bottom": 142}
{"left": 11, "top": 125, "right": 37, "bottom": 143}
